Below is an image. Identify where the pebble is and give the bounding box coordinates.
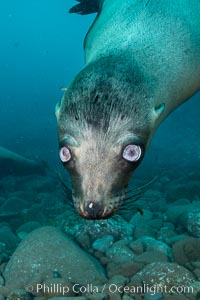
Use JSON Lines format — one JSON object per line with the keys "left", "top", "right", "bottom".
{"left": 136, "top": 237, "right": 172, "bottom": 259}
{"left": 0, "top": 226, "right": 19, "bottom": 251}
{"left": 106, "top": 243, "right": 134, "bottom": 264}
{"left": 92, "top": 235, "right": 114, "bottom": 252}
{"left": 0, "top": 197, "right": 30, "bottom": 214}
{"left": 0, "top": 275, "right": 4, "bottom": 286}
{"left": 134, "top": 225, "right": 156, "bottom": 239}
{"left": 16, "top": 221, "right": 41, "bottom": 235}
{"left": 7, "top": 289, "right": 31, "bottom": 300}
{"left": 130, "top": 209, "right": 153, "bottom": 225}
{"left": 129, "top": 262, "right": 195, "bottom": 288}
{"left": 134, "top": 251, "right": 169, "bottom": 264}
{"left": 186, "top": 210, "right": 200, "bottom": 237}
{"left": 172, "top": 237, "right": 200, "bottom": 265}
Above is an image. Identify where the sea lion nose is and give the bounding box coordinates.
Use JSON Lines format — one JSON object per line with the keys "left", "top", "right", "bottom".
{"left": 85, "top": 201, "right": 103, "bottom": 219}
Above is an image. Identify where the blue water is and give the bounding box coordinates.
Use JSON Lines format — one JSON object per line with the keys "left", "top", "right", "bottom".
{"left": 0, "top": 2, "right": 200, "bottom": 297}
{"left": 0, "top": 0, "right": 94, "bottom": 164}
{"left": 0, "top": 0, "right": 199, "bottom": 171}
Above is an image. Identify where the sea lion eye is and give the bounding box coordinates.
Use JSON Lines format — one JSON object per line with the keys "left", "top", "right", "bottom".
{"left": 123, "top": 144, "right": 142, "bottom": 162}
{"left": 59, "top": 147, "right": 71, "bottom": 163}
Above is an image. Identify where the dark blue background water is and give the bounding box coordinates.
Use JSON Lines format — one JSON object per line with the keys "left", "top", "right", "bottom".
{"left": 1, "top": 0, "right": 199, "bottom": 175}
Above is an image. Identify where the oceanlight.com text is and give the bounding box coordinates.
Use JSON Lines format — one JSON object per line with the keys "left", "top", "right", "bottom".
{"left": 25, "top": 283, "right": 194, "bottom": 296}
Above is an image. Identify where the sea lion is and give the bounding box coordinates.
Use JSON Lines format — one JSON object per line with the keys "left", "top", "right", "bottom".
{"left": 56, "top": 0, "right": 200, "bottom": 219}
{"left": 0, "top": 147, "right": 47, "bottom": 178}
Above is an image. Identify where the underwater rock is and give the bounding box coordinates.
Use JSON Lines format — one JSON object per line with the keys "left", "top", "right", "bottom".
{"left": 135, "top": 237, "right": 172, "bottom": 259}
{"left": 134, "top": 251, "right": 169, "bottom": 264}
{"left": 105, "top": 240, "right": 135, "bottom": 264}
{"left": 165, "top": 204, "right": 191, "bottom": 224}
{"left": 137, "top": 190, "right": 167, "bottom": 213}
{"left": 36, "top": 191, "right": 66, "bottom": 220}
{"left": 166, "top": 204, "right": 200, "bottom": 236}
{"left": 193, "top": 268, "right": 200, "bottom": 280}
{"left": 191, "top": 261, "right": 200, "bottom": 269}
{"left": 0, "top": 250, "right": 7, "bottom": 265}
{"left": 92, "top": 235, "right": 114, "bottom": 253}
{"left": 181, "top": 209, "right": 200, "bottom": 237}
{"left": 130, "top": 209, "right": 153, "bottom": 225}
{"left": 75, "top": 234, "right": 91, "bottom": 251}
{"left": 166, "top": 180, "right": 200, "bottom": 203}
{"left": 22, "top": 175, "right": 57, "bottom": 193}
{"left": 0, "top": 197, "right": 30, "bottom": 215}
{"left": 156, "top": 226, "right": 177, "bottom": 242}
{"left": 129, "top": 241, "right": 144, "bottom": 255}
{"left": 7, "top": 289, "right": 31, "bottom": 300}
{"left": 104, "top": 275, "right": 129, "bottom": 300}
{"left": 0, "top": 262, "right": 7, "bottom": 274}
{"left": 166, "top": 183, "right": 190, "bottom": 202}
{"left": 23, "top": 204, "right": 47, "bottom": 224}
{"left": 129, "top": 209, "right": 157, "bottom": 241}
{"left": 128, "top": 262, "right": 195, "bottom": 290}
{"left": 133, "top": 224, "right": 156, "bottom": 239}
{"left": 162, "top": 222, "right": 175, "bottom": 230}
{"left": 107, "top": 274, "right": 128, "bottom": 288}
{"left": 2, "top": 226, "right": 106, "bottom": 295}
{"left": 0, "top": 242, "right": 6, "bottom": 253}
{"left": 107, "top": 261, "right": 143, "bottom": 278}
{"left": 172, "top": 237, "right": 200, "bottom": 265}
{"left": 0, "top": 225, "right": 19, "bottom": 252}
{"left": 165, "top": 234, "right": 188, "bottom": 245}
{"left": 0, "top": 275, "right": 4, "bottom": 286}
{"left": 16, "top": 221, "right": 41, "bottom": 236}
{"left": 188, "top": 281, "right": 200, "bottom": 298}
{"left": 64, "top": 216, "right": 134, "bottom": 250}
{"left": 148, "top": 218, "right": 163, "bottom": 230}
{"left": 173, "top": 198, "right": 191, "bottom": 205}
{"left": 0, "top": 176, "right": 17, "bottom": 194}
{"left": 94, "top": 252, "right": 107, "bottom": 263}
{"left": 102, "top": 275, "right": 128, "bottom": 298}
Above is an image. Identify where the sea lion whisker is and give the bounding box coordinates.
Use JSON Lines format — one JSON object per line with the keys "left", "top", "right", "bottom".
{"left": 55, "top": 168, "right": 73, "bottom": 204}
{"left": 56, "top": 169, "right": 72, "bottom": 191}
{"left": 126, "top": 176, "right": 158, "bottom": 195}
{"left": 123, "top": 192, "right": 143, "bottom": 202}
{"left": 61, "top": 191, "right": 74, "bottom": 208}
{"left": 60, "top": 181, "right": 73, "bottom": 200}
{"left": 124, "top": 190, "right": 143, "bottom": 199}
{"left": 119, "top": 201, "right": 143, "bottom": 213}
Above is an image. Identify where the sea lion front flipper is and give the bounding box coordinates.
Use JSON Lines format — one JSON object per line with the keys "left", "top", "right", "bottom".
{"left": 69, "top": 0, "right": 101, "bottom": 15}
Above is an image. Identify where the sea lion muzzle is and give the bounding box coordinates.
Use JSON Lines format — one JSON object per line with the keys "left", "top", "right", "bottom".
{"left": 58, "top": 121, "right": 146, "bottom": 219}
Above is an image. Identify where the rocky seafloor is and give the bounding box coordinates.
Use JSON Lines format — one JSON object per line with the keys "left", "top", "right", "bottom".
{"left": 0, "top": 168, "right": 199, "bottom": 300}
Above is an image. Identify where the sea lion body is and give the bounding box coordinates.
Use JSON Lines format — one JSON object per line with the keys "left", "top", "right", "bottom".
{"left": 56, "top": 0, "right": 200, "bottom": 219}
{"left": 85, "top": 0, "right": 200, "bottom": 120}
{"left": 0, "top": 147, "right": 46, "bottom": 178}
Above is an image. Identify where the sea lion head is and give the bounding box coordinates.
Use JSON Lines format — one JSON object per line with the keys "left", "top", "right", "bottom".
{"left": 56, "top": 56, "right": 165, "bottom": 219}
